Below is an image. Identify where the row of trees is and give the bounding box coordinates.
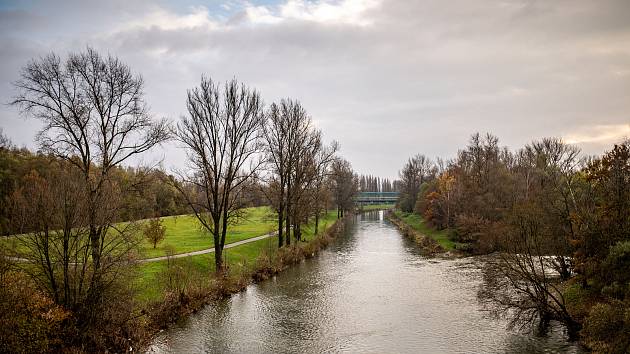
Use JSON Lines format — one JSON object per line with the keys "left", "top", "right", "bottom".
{"left": 357, "top": 174, "right": 397, "bottom": 193}
{"left": 397, "top": 133, "right": 629, "bottom": 350}
{"left": 2, "top": 48, "right": 357, "bottom": 351}
{"left": 172, "top": 77, "right": 356, "bottom": 271}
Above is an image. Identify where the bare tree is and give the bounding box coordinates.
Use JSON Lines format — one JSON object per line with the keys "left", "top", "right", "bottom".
{"left": 263, "top": 99, "right": 337, "bottom": 245}
{"left": 0, "top": 128, "right": 11, "bottom": 149}
{"left": 288, "top": 129, "right": 337, "bottom": 241}
{"left": 331, "top": 158, "right": 357, "bottom": 218}
{"left": 262, "top": 102, "right": 289, "bottom": 247}
{"left": 10, "top": 167, "right": 140, "bottom": 308}
{"left": 175, "top": 76, "right": 264, "bottom": 272}
{"left": 310, "top": 144, "right": 337, "bottom": 235}
{"left": 480, "top": 203, "right": 579, "bottom": 338}
{"left": 521, "top": 138, "right": 581, "bottom": 280}
{"left": 399, "top": 154, "right": 434, "bottom": 212}
{"left": 10, "top": 48, "right": 169, "bottom": 309}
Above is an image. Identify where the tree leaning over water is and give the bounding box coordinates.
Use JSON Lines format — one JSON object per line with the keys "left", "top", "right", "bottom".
{"left": 174, "top": 76, "right": 265, "bottom": 272}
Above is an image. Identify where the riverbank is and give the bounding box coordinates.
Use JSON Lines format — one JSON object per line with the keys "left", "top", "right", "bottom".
{"left": 386, "top": 211, "right": 625, "bottom": 352}
{"left": 386, "top": 210, "right": 464, "bottom": 257}
{"left": 138, "top": 212, "right": 348, "bottom": 351}
{"left": 356, "top": 203, "right": 395, "bottom": 212}
{"left": 149, "top": 210, "right": 585, "bottom": 353}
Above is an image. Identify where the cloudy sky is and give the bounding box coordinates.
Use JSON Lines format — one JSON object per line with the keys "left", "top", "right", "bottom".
{"left": 1, "top": 0, "right": 629, "bottom": 178}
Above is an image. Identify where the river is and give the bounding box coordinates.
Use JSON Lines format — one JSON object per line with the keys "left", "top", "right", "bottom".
{"left": 148, "top": 210, "right": 584, "bottom": 353}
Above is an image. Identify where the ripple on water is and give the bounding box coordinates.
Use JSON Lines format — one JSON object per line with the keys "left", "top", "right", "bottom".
{"left": 148, "top": 213, "right": 585, "bottom": 354}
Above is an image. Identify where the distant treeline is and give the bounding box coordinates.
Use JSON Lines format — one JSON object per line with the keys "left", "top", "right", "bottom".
{"left": 0, "top": 135, "right": 275, "bottom": 236}
{"left": 0, "top": 143, "right": 187, "bottom": 235}
{"left": 357, "top": 174, "right": 398, "bottom": 192}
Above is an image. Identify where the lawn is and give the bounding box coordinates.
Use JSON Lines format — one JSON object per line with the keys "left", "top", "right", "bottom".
{"left": 2, "top": 207, "right": 340, "bottom": 303}
{"left": 137, "top": 206, "right": 277, "bottom": 258}
{"left": 392, "top": 210, "right": 458, "bottom": 251}
{"left": 134, "top": 210, "right": 339, "bottom": 302}
{"left": 1, "top": 206, "right": 277, "bottom": 259}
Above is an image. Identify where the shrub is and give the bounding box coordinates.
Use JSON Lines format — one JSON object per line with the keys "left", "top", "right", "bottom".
{"left": 0, "top": 272, "right": 69, "bottom": 353}
{"left": 582, "top": 301, "right": 630, "bottom": 354}
{"left": 600, "top": 241, "right": 630, "bottom": 299}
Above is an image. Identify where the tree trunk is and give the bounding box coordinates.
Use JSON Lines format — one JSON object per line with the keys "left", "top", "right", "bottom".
{"left": 213, "top": 217, "right": 222, "bottom": 273}
{"left": 286, "top": 179, "right": 291, "bottom": 246}
{"left": 220, "top": 208, "right": 229, "bottom": 272}
{"left": 215, "top": 243, "right": 223, "bottom": 273}
{"left": 285, "top": 211, "right": 291, "bottom": 246}
{"left": 315, "top": 211, "right": 319, "bottom": 235}
{"left": 278, "top": 205, "right": 284, "bottom": 248}
{"left": 278, "top": 182, "right": 284, "bottom": 248}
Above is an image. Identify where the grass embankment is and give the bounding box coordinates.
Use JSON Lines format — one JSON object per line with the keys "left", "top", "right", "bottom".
{"left": 357, "top": 203, "right": 395, "bottom": 212}
{"left": 135, "top": 209, "right": 339, "bottom": 303}
{"left": 389, "top": 210, "right": 462, "bottom": 252}
{"left": 139, "top": 209, "right": 344, "bottom": 350}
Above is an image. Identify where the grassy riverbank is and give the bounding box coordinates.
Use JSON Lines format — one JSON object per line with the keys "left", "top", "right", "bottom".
{"left": 135, "top": 209, "right": 338, "bottom": 302}
{"left": 357, "top": 203, "right": 395, "bottom": 212}
{"left": 138, "top": 210, "right": 346, "bottom": 351}
{"left": 390, "top": 210, "right": 461, "bottom": 251}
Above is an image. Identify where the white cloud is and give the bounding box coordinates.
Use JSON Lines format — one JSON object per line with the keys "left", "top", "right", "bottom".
{"left": 245, "top": 6, "right": 283, "bottom": 25}
{"left": 277, "top": 0, "right": 379, "bottom": 26}
{"left": 115, "top": 0, "right": 380, "bottom": 31}
{"left": 118, "top": 6, "right": 218, "bottom": 32}
{"left": 564, "top": 124, "right": 630, "bottom": 145}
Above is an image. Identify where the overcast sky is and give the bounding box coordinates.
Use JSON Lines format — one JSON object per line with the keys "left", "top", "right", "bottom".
{"left": 1, "top": 0, "right": 629, "bottom": 179}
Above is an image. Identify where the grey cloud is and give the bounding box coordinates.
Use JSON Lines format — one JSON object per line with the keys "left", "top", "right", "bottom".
{"left": 1, "top": 0, "right": 629, "bottom": 179}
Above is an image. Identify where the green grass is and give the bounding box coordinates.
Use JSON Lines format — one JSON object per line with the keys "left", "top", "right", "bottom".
{"left": 137, "top": 206, "right": 277, "bottom": 258}
{"left": 1, "top": 206, "right": 277, "bottom": 259}
{"left": 392, "top": 210, "right": 457, "bottom": 251}
{"left": 3, "top": 207, "right": 339, "bottom": 303}
{"left": 134, "top": 210, "right": 339, "bottom": 302}
{"left": 358, "top": 203, "right": 395, "bottom": 211}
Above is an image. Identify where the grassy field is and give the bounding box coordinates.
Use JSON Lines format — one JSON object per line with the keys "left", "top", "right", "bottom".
{"left": 137, "top": 206, "right": 277, "bottom": 258}
{"left": 2, "top": 205, "right": 340, "bottom": 303}
{"left": 134, "top": 210, "right": 339, "bottom": 302}
{"left": 392, "top": 210, "right": 458, "bottom": 250}
{"left": 1, "top": 206, "right": 278, "bottom": 259}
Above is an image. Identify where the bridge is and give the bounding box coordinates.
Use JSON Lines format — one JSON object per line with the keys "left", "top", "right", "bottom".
{"left": 355, "top": 191, "right": 400, "bottom": 205}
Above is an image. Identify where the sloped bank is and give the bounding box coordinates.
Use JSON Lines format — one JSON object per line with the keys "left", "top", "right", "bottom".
{"left": 141, "top": 216, "right": 348, "bottom": 351}
{"left": 385, "top": 210, "right": 461, "bottom": 257}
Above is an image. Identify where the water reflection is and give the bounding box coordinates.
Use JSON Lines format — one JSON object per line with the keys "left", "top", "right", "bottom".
{"left": 149, "top": 211, "right": 583, "bottom": 353}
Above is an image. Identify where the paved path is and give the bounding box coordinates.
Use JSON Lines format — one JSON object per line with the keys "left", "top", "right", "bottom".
{"left": 5, "top": 231, "right": 278, "bottom": 264}
{"left": 139, "top": 231, "right": 277, "bottom": 263}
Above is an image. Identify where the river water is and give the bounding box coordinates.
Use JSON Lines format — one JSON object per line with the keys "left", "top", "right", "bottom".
{"left": 148, "top": 211, "right": 584, "bottom": 353}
